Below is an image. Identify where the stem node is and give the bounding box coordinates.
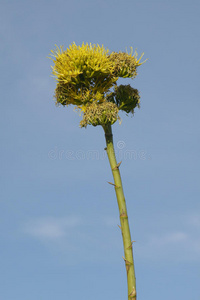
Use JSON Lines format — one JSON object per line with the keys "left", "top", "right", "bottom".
{"left": 107, "top": 181, "right": 120, "bottom": 188}
{"left": 127, "top": 241, "right": 136, "bottom": 249}
{"left": 112, "top": 161, "right": 122, "bottom": 170}
{"left": 129, "top": 286, "right": 136, "bottom": 299}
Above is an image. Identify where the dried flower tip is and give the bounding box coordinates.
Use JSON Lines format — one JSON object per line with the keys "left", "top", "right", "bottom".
{"left": 80, "top": 102, "right": 120, "bottom": 127}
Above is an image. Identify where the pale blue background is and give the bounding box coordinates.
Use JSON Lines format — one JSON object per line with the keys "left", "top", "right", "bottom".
{"left": 1, "top": 0, "right": 200, "bottom": 299}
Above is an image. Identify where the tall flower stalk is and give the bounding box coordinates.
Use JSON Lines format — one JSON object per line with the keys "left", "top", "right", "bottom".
{"left": 49, "top": 42, "right": 145, "bottom": 300}
{"left": 103, "top": 123, "right": 136, "bottom": 299}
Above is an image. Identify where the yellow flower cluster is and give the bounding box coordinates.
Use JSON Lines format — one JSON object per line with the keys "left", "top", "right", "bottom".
{"left": 49, "top": 42, "right": 145, "bottom": 126}
{"left": 51, "top": 43, "right": 113, "bottom": 84}
{"left": 50, "top": 42, "right": 116, "bottom": 107}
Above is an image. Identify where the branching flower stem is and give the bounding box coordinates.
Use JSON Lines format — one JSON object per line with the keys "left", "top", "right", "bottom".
{"left": 50, "top": 42, "right": 146, "bottom": 300}
{"left": 102, "top": 123, "right": 136, "bottom": 300}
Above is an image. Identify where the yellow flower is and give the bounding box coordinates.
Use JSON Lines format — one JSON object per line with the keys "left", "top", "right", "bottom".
{"left": 49, "top": 42, "right": 117, "bottom": 107}
{"left": 49, "top": 42, "right": 146, "bottom": 126}
{"left": 109, "top": 48, "right": 146, "bottom": 79}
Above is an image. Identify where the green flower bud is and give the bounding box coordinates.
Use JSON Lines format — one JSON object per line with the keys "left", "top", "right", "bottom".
{"left": 107, "top": 84, "right": 140, "bottom": 114}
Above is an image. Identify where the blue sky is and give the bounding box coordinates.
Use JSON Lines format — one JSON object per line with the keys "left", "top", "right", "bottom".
{"left": 1, "top": 0, "right": 200, "bottom": 299}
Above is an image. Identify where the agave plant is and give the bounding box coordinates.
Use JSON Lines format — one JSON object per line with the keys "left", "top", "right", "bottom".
{"left": 49, "top": 42, "right": 145, "bottom": 300}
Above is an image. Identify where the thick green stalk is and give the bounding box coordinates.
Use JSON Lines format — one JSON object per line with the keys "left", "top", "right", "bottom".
{"left": 103, "top": 123, "right": 136, "bottom": 300}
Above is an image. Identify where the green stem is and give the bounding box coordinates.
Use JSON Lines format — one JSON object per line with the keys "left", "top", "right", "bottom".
{"left": 102, "top": 123, "right": 136, "bottom": 300}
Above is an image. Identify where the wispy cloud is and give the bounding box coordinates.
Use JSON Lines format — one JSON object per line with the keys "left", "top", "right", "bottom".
{"left": 22, "top": 215, "right": 122, "bottom": 265}
{"left": 135, "top": 230, "right": 200, "bottom": 263}
{"left": 22, "top": 212, "right": 200, "bottom": 265}
{"left": 24, "top": 216, "right": 81, "bottom": 239}
{"left": 131, "top": 210, "right": 200, "bottom": 263}
{"left": 150, "top": 231, "right": 187, "bottom": 245}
